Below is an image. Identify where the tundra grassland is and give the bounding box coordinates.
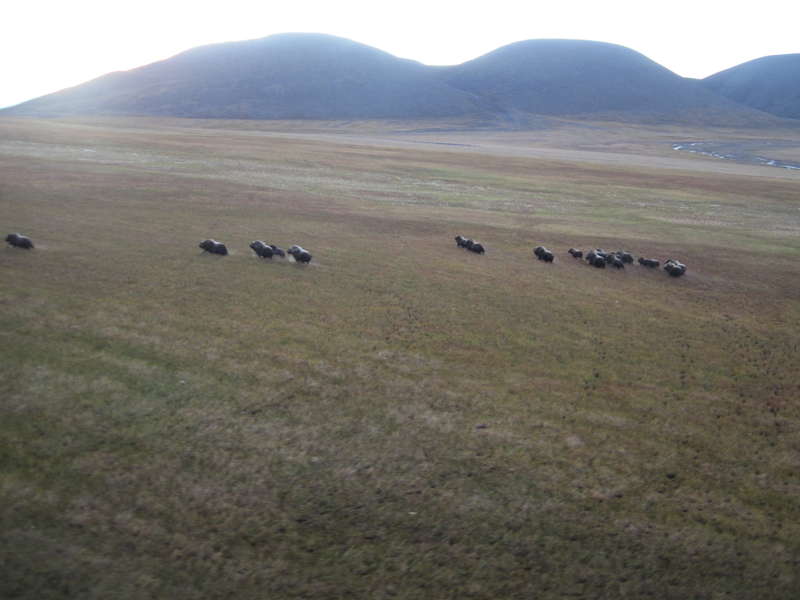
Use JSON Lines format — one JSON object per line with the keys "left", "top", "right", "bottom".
{"left": 1, "top": 117, "right": 799, "bottom": 599}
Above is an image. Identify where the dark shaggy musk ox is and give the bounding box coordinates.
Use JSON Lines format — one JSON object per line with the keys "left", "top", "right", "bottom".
{"left": 615, "top": 251, "right": 634, "bottom": 264}
{"left": 249, "top": 240, "right": 274, "bottom": 259}
{"left": 585, "top": 251, "right": 606, "bottom": 268}
{"left": 609, "top": 255, "right": 625, "bottom": 269}
{"left": 269, "top": 244, "right": 286, "bottom": 258}
{"left": 534, "top": 246, "right": 554, "bottom": 262}
{"left": 287, "top": 245, "right": 312, "bottom": 264}
{"left": 664, "top": 259, "right": 687, "bottom": 277}
{"left": 638, "top": 257, "right": 660, "bottom": 268}
{"left": 455, "top": 235, "right": 484, "bottom": 254}
{"left": 5, "top": 233, "right": 34, "bottom": 249}
{"left": 568, "top": 248, "right": 583, "bottom": 259}
{"left": 199, "top": 239, "right": 228, "bottom": 255}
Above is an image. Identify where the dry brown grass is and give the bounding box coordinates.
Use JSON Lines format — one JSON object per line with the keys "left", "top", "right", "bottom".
{"left": 1, "top": 116, "right": 799, "bottom": 599}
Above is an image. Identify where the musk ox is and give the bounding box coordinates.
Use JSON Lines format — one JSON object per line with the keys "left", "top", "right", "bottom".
{"left": 469, "top": 242, "right": 485, "bottom": 254}
{"left": 638, "top": 257, "right": 660, "bottom": 268}
{"left": 269, "top": 244, "right": 286, "bottom": 258}
{"left": 616, "top": 251, "right": 634, "bottom": 264}
{"left": 609, "top": 255, "right": 625, "bottom": 269}
{"left": 568, "top": 248, "right": 583, "bottom": 259}
{"left": 585, "top": 251, "right": 606, "bottom": 268}
{"left": 664, "top": 259, "right": 687, "bottom": 277}
{"left": 5, "top": 233, "right": 34, "bottom": 249}
{"left": 250, "top": 240, "right": 274, "bottom": 258}
{"left": 287, "top": 245, "right": 312, "bottom": 264}
{"left": 455, "top": 235, "right": 468, "bottom": 247}
{"left": 199, "top": 239, "right": 228, "bottom": 255}
{"left": 534, "top": 246, "right": 554, "bottom": 262}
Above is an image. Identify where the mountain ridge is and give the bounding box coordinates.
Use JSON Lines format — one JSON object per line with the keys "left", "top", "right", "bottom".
{"left": 2, "top": 33, "right": 795, "bottom": 126}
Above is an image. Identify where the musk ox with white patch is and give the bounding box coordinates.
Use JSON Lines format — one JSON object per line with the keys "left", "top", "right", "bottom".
{"left": 568, "top": 248, "right": 583, "bottom": 259}
{"left": 287, "top": 245, "right": 312, "bottom": 264}
{"left": 5, "top": 233, "right": 34, "bottom": 249}
{"left": 199, "top": 239, "right": 228, "bottom": 255}
{"left": 534, "top": 246, "right": 554, "bottom": 262}
{"left": 664, "top": 259, "right": 687, "bottom": 277}
{"left": 585, "top": 251, "right": 606, "bottom": 268}
{"left": 250, "top": 240, "right": 274, "bottom": 259}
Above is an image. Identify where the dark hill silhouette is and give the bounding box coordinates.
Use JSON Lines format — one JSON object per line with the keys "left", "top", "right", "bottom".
{"left": 0, "top": 34, "right": 782, "bottom": 125}
{"left": 438, "top": 39, "right": 761, "bottom": 123}
{"left": 702, "top": 54, "right": 800, "bottom": 120}
{"left": 2, "top": 34, "right": 486, "bottom": 119}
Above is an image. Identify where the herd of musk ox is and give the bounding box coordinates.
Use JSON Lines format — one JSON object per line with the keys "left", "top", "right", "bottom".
{"left": 6, "top": 231, "right": 687, "bottom": 277}
{"left": 454, "top": 235, "right": 486, "bottom": 254}
{"left": 456, "top": 235, "right": 687, "bottom": 277}
{"left": 4, "top": 233, "right": 315, "bottom": 264}
{"left": 198, "top": 238, "right": 312, "bottom": 263}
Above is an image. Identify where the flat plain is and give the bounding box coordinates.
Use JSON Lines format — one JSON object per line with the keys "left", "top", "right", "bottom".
{"left": 1, "top": 116, "right": 799, "bottom": 599}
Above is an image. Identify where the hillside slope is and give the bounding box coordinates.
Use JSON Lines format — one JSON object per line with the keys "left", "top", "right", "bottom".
{"left": 703, "top": 54, "right": 800, "bottom": 120}
{"left": 1, "top": 34, "right": 486, "bottom": 119}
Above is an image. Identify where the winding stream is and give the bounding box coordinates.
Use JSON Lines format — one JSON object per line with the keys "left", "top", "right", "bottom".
{"left": 672, "top": 141, "right": 800, "bottom": 170}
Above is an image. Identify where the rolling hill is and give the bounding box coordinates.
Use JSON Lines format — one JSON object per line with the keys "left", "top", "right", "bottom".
{"left": 0, "top": 34, "right": 486, "bottom": 120}
{"left": 702, "top": 54, "right": 800, "bottom": 120}
{"left": 439, "top": 39, "right": 760, "bottom": 123}
{"left": 0, "top": 33, "right": 786, "bottom": 125}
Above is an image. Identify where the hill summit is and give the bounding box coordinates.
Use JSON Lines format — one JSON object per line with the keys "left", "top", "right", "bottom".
{"left": 441, "top": 39, "right": 740, "bottom": 118}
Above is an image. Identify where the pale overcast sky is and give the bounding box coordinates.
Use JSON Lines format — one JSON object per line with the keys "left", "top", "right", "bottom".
{"left": 2, "top": 0, "right": 798, "bottom": 109}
